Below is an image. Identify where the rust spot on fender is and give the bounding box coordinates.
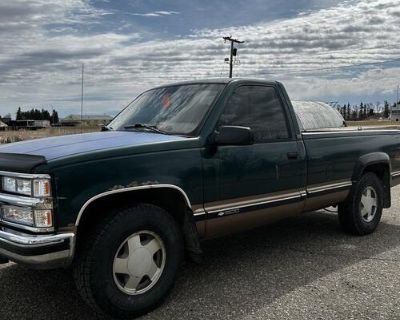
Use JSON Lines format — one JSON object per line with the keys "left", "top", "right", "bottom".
{"left": 108, "top": 180, "right": 160, "bottom": 191}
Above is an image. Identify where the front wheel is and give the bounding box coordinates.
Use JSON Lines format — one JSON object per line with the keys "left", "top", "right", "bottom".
{"left": 73, "top": 204, "right": 183, "bottom": 319}
{"left": 338, "top": 172, "right": 384, "bottom": 235}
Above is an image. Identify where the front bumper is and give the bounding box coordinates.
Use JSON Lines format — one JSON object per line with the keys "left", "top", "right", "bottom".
{"left": 0, "top": 228, "right": 75, "bottom": 269}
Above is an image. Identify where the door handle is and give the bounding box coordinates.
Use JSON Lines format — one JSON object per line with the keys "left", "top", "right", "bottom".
{"left": 287, "top": 152, "right": 299, "bottom": 159}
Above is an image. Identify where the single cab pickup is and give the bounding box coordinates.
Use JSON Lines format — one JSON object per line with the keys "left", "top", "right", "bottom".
{"left": 0, "top": 78, "right": 400, "bottom": 319}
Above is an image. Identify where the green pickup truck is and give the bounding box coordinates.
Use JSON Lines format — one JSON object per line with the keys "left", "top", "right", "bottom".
{"left": 1, "top": 78, "right": 400, "bottom": 319}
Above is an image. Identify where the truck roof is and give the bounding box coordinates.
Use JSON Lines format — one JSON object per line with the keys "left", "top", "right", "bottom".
{"left": 151, "top": 78, "right": 279, "bottom": 89}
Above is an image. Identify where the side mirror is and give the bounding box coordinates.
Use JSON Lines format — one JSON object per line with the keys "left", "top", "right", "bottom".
{"left": 213, "top": 125, "right": 254, "bottom": 146}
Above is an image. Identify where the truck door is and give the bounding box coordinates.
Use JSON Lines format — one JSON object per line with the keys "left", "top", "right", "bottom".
{"left": 202, "top": 84, "right": 306, "bottom": 238}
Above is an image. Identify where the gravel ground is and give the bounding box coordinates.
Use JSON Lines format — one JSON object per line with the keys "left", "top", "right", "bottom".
{"left": 2, "top": 187, "right": 400, "bottom": 320}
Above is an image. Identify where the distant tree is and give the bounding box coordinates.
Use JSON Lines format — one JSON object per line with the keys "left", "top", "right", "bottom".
{"left": 16, "top": 107, "right": 22, "bottom": 120}
{"left": 51, "top": 109, "right": 59, "bottom": 124}
{"left": 368, "top": 108, "right": 374, "bottom": 117}
{"left": 384, "top": 101, "right": 390, "bottom": 118}
{"left": 352, "top": 110, "right": 357, "bottom": 119}
{"left": 16, "top": 107, "right": 58, "bottom": 122}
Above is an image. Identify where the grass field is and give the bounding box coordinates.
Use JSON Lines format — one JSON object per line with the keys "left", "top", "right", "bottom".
{"left": 346, "top": 120, "right": 400, "bottom": 129}
{"left": 0, "top": 127, "right": 99, "bottom": 144}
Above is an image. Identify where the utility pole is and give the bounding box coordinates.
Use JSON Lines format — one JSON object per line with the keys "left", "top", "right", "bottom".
{"left": 391, "top": 84, "right": 399, "bottom": 122}
{"left": 80, "top": 63, "right": 84, "bottom": 133}
{"left": 223, "top": 36, "right": 244, "bottom": 78}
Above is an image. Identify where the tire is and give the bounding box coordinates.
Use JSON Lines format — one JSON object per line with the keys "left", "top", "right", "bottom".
{"left": 73, "top": 203, "right": 183, "bottom": 319}
{"left": 338, "top": 172, "right": 383, "bottom": 235}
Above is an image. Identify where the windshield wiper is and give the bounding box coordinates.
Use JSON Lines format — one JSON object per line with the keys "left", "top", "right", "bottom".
{"left": 101, "top": 125, "right": 113, "bottom": 131}
{"left": 124, "top": 123, "right": 169, "bottom": 135}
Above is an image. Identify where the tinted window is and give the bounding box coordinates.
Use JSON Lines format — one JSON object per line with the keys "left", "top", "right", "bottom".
{"left": 219, "top": 86, "right": 290, "bottom": 142}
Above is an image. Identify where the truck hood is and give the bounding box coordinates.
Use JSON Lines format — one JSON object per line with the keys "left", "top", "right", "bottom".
{"left": 0, "top": 131, "right": 188, "bottom": 161}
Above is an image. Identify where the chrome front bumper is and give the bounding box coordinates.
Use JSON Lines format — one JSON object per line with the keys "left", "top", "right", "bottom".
{"left": 0, "top": 229, "right": 75, "bottom": 269}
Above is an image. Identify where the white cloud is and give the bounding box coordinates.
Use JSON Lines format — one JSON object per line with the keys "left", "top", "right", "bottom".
{"left": 128, "top": 10, "right": 180, "bottom": 17}
{"left": 0, "top": 0, "right": 399, "bottom": 117}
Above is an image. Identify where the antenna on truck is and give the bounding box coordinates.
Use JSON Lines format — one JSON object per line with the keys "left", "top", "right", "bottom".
{"left": 80, "top": 63, "right": 84, "bottom": 134}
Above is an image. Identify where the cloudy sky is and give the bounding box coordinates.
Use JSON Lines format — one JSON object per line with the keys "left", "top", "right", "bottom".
{"left": 0, "top": 0, "right": 400, "bottom": 117}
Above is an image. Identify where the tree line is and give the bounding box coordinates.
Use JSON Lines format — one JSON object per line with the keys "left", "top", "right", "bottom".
{"left": 16, "top": 107, "right": 59, "bottom": 124}
{"left": 337, "top": 101, "right": 396, "bottom": 121}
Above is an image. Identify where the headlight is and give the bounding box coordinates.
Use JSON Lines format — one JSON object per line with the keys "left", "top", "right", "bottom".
{"left": 3, "top": 177, "right": 17, "bottom": 194}
{"left": 2, "top": 176, "right": 51, "bottom": 197}
{"left": 1, "top": 206, "right": 53, "bottom": 228}
{"left": 0, "top": 172, "right": 54, "bottom": 231}
{"left": 1, "top": 205, "right": 33, "bottom": 226}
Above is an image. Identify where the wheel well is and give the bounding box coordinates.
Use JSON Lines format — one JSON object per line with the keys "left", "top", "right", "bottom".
{"left": 75, "top": 188, "right": 201, "bottom": 260}
{"left": 362, "top": 163, "right": 390, "bottom": 208}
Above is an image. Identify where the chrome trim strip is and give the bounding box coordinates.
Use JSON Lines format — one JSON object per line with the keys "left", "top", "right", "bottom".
{"left": 203, "top": 181, "right": 351, "bottom": 216}
{"left": 0, "top": 170, "right": 50, "bottom": 180}
{"left": 206, "top": 191, "right": 304, "bottom": 214}
{"left": 75, "top": 184, "right": 192, "bottom": 226}
{"left": 193, "top": 209, "right": 206, "bottom": 216}
{"left": 0, "top": 220, "right": 54, "bottom": 233}
{"left": 307, "top": 181, "right": 352, "bottom": 194}
{"left": 391, "top": 171, "right": 400, "bottom": 177}
{"left": 302, "top": 130, "right": 400, "bottom": 135}
{"left": 0, "top": 192, "right": 43, "bottom": 207}
{"left": 0, "top": 230, "right": 74, "bottom": 247}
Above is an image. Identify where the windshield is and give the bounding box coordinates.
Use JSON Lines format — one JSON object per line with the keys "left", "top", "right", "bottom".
{"left": 109, "top": 83, "right": 225, "bottom": 135}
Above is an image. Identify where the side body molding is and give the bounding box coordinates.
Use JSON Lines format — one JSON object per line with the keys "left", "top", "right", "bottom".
{"left": 75, "top": 184, "right": 192, "bottom": 226}
{"left": 352, "top": 152, "right": 391, "bottom": 181}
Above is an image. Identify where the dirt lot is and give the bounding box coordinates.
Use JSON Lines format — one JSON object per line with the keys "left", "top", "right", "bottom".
{"left": 1, "top": 187, "right": 400, "bottom": 320}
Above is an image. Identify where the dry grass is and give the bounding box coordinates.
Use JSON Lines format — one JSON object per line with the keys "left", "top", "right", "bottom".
{"left": 0, "top": 127, "right": 99, "bottom": 144}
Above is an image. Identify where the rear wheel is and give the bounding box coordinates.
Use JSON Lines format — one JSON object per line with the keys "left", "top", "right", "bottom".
{"left": 338, "top": 172, "right": 383, "bottom": 235}
{"left": 73, "top": 204, "right": 183, "bottom": 319}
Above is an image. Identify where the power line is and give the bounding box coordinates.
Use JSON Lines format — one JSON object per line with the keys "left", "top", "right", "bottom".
{"left": 223, "top": 36, "right": 244, "bottom": 78}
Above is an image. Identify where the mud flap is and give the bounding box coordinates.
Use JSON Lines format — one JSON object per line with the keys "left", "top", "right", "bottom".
{"left": 182, "top": 210, "right": 203, "bottom": 263}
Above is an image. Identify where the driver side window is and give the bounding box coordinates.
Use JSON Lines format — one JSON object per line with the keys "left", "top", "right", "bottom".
{"left": 219, "top": 85, "right": 290, "bottom": 142}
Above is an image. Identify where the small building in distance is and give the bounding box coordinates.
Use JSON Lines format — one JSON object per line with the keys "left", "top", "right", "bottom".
{"left": 1, "top": 116, "right": 11, "bottom": 125}
{"left": 0, "top": 120, "right": 8, "bottom": 131}
{"left": 61, "top": 114, "right": 113, "bottom": 127}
